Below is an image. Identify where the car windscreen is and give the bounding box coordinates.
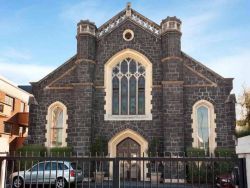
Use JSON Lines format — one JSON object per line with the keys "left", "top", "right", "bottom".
{"left": 70, "top": 162, "right": 82, "bottom": 170}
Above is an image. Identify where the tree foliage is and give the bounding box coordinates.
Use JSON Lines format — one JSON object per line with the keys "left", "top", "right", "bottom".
{"left": 237, "top": 88, "right": 250, "bottom": 126}
{"left": 236, "top": 88, "right": 250, "bottom": 137}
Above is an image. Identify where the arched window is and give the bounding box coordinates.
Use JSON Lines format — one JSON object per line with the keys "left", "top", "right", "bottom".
{"left": 104, "top": 49, "right": 152, "bottom": 121}
{"left": 45, "top": 101, "right": 68, "bottom": 147}
{"left": 112, "top": 58, "right": 145, "bottom": 115}
{"left": 192, "top": 100, "right": 216, "bottom": 155}
{"left": 51, "top": 106, "right": 63, "bottom": 146}
{"left": 197, "top": 106, "right": 209, "bottom": 150}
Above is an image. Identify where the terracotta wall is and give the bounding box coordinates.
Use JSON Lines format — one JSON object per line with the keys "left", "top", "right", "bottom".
{"left": 0, "top": 91, "right": 28, "bottom": 133}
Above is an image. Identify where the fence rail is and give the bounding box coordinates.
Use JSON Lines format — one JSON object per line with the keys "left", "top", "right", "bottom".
{"left": 0, "top": 153, "right": 247, "bottom": 188}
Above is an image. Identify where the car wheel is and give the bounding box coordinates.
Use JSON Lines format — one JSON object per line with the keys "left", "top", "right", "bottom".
{"left": 55, "top": 178, "right": 67, "bottom": 188}
{"left": 13, "top": 177, "right": 23, "bottom": 188}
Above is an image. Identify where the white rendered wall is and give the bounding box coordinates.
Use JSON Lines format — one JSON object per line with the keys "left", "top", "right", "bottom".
{"left": 0, "top": 75, "right": 31, "bottom": 104}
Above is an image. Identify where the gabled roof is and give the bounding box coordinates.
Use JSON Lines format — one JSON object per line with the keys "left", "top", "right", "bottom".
{"left": 31, "top": 55, "right": 77, "bottom": 88}
{"left": 181, "top": 52, "right": 233, "bottom": 86}
{"left": 96, "top": 6, "right": 161, "bottom": 39}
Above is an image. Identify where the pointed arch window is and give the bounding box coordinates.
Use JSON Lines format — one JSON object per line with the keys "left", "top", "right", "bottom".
{"left": 45, "top": 101, "right": 68, "bottom": 148}
{"left": 112, "top": 58, "right": 145, "bottom": 115}
{"left": 197, "top": 106, "right": 209, "bottom": 151}
{"left": 192, "top": 100, "right": 216, "bottom": 155}
{"left": 104, "top": 49, "right": 152, "bottom": 121}
{"left": 51, "top": 107, "right": 63, "bottom": 147}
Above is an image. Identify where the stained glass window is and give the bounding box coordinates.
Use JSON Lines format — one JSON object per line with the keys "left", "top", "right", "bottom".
{"left": 112, "top": 58, "right": 145, "bottom": 115}
{"left": 112, "top": 77, "right": 119, "bottom": 115}
{"left": 51, "top": 107, "right": 63, "bottom": 147}
{"left": 197, "top": 106, "right": 209, "bottom": 151}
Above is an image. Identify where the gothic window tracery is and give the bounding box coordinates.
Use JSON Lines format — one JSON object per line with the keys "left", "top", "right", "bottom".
{"left": 112, "top": 58, "right": 145, "bottom": 115}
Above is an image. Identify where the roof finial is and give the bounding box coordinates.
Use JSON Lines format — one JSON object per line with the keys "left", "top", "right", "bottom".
{"left": 126, "top": 2, "right": 132, "bottom": 17}
{"left": 126, "top": 2, "right": 131, "bottom": 10}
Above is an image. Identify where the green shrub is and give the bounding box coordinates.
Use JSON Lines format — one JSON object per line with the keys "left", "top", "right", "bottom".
{"left": 214, "top": 148, "right": 235, "bottom": 157}
{"left": 16, "top": 144, "right": 46, "bottom": 156}
{"left": 15, "top": 145, "right": 46, "bottom": 171}
{"left": 15, "top": 145, "right": 73, "bottom": 170}
{"left": 186, "top": 147, "right": 206, "bottom": 157}
{"left": 48, "top": 147, "right": 73, "bottom": 157}
{"left": 214, "top": 148, "right": 236, "bottom": 176}
{"left": 147, "top": 138, "right": 160, "bottom": 157}
{"left": 186, "top": 148, "right": 212, "bottom": 183}
{"left": 90, "top": 136, "right": 108, "bottom": 156}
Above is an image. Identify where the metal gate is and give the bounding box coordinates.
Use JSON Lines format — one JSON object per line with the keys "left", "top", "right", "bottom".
{"left": 0, "top": 153, "right": 247, "bottom": 188}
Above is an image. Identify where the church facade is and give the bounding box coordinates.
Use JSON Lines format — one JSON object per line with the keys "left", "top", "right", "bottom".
{"left": 28, "top": 5, "right": 236, "bottom": 157}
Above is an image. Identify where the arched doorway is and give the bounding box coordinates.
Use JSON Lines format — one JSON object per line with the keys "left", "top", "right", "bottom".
{"left": 108, "top": 129, "right": 148, "bottom": 180}
{"left": 117, "top": 138, "right": 140, "bottom": 180}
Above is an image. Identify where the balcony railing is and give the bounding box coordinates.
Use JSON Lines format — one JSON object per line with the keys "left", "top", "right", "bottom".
{"left": 4, "top": 112, "right": 29, "bottom": 137}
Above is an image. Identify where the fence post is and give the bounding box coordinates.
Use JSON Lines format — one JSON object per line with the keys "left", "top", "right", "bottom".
{"left": 113, "top": 158, "right": 120, "bottom": 188}
{"left": 0, "top": 152, "right": 7, "bottom": 188}
{"left": 239, "top": 158, "right": 248, "bottom": 188}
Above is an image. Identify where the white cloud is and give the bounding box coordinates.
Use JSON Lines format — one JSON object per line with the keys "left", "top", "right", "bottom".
{"left": 60, "top": 0, "right": 116, "bottom": 26}
{"left": 182, "top": 13, "right": 216, "bottom": 37}
{"left": 0, "top": 60, "right": 54, "bottom": 85}
{"left": 208, "top": 50, "right": 250, "bottom": 96}
{"left": 0, "top": 47, "right": 32, "bottom": 61}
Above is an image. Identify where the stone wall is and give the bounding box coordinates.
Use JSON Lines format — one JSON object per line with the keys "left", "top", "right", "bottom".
{"left": 28, "top": 18, "right": 235, "bottom": 155}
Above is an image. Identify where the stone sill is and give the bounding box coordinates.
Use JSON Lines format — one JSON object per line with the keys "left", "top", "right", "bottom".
{"left": 104, "top": 114, "right": 152, "bottom": 121}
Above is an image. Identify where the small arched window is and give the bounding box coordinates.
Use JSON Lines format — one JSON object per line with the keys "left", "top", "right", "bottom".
{"left": 51, "top": 106, "right": 63, "bottom": 146}
{"left": 197, "top": 106, "right": 209, "bottom": 151}
{"left": 45, "top": 101, "right": 68, "bottom": 147}
{"left": 192, "top": 100, "right": 216, "bottom": 155}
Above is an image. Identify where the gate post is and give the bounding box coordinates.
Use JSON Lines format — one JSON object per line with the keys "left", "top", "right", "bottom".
{"left": 236, "top": 135, "right": 250, "bottom": 187}
{"left": 113, "top": 158, "right": 120, "bottom": 188}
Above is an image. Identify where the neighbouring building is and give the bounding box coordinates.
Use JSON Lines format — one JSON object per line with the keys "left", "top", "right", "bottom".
{"left": 28, "top": 3, "right": 236, "bottom": 174}
{"left": 0, "top": 75, "right": 31, "bottom": 152}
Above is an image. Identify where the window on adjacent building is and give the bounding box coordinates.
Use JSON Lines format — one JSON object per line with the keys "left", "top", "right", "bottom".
{"left": 112, "top": 58, "right": 145, "bottom": 115}
{"left": 192, "top": 100, "right": 216, "bottom": 155}
{"left": 0, "top": 104, "right": 3, "bottom": 113}
{"left": 5, "top": 95, "right": 14, "bottom": 111}
{"left": 20, "top": 102, "right": 25, "bottom": 112}
{"left": 45, "top": 101, "right": 68, "bottom": 148}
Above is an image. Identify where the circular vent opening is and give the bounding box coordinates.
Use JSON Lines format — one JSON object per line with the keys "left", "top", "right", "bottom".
{"left": 123, "top": 29, "right": 134, "bottom": 41}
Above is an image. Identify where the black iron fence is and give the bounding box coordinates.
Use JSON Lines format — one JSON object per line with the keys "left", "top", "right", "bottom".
{"left": 0, "top": 153, "right": 247, "bottom": 188}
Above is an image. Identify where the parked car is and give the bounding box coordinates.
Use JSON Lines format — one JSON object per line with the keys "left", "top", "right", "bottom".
{"left": 216, "top": 166, "right": 239, "bottom": 188}
{"left": 9, "top": 161, "right": 83, "bottom": 188}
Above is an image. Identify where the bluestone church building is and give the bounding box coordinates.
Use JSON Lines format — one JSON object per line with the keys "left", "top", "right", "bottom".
{"left": 28, "top": 4, "right": 235, "bottom": 161}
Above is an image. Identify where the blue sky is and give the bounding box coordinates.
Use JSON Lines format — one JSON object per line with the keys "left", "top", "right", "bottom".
{"left": 0, "top": 0, "right": 249, "bottom": 99}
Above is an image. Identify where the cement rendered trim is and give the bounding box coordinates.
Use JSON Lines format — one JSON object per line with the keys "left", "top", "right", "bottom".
{"left": 45, "top": 101, "right": 68, "bottom": 148}
{"left": 108, "top": 128, "right": 148, "bottom": 180}
{"left": 191, "top": 100, "right": 217, "bottom": 154}
{"left": 104, "top": 48, "right": 152, "bottom": 121}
